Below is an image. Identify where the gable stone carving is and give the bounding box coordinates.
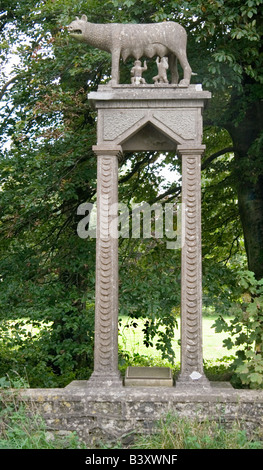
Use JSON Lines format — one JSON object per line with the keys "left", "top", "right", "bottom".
{"left": 103, "top": 109, "right": 145, "bottom": 141}
{"left": 153, "top": 109, "right": 196, "bottom": 140}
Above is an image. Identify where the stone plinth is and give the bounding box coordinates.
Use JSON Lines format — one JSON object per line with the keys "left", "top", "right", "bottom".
{"left": 89, "top": 84, "right": 211, "bottom": 152}
{"left": 124, "top": 366, "right": 173, "bottom": 387}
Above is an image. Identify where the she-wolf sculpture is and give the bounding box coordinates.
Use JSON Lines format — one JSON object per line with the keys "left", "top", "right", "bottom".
{"left": 68, "top": 15, "right": 192, "bottom": 86}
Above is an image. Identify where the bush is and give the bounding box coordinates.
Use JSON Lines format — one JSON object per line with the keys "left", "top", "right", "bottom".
{"left": 203, "top": 356, "right": 235, "bottom": 383}
{"left": 0, "top": 303, "right": 95, "bottom": 388}
{"left": 213, "top": 271, "right": 263, "bottom": 389}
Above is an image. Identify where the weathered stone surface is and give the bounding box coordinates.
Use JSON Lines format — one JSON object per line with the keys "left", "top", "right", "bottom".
{"left": 103, "top": 109, "right": 145, "bottom": 141}
{"left": 131, "top": 60, "right": 148, "bottom": 85}
{"left": 16, "top": 385, "right": 263, "bottom": 446}
{"left": 153, "top": 57, "right": 169, "bottom": 84}
{"left": 91, "top": 85, "right": 209, "bottom": 153}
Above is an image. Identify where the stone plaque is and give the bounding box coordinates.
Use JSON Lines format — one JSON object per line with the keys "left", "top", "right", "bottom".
{"left": 124, "top": 366, "right": 173, "bottom": 387}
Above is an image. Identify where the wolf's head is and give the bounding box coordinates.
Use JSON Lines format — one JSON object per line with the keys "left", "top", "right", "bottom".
{"left": 68, "top": 15, "right": 88, "bottom": 41}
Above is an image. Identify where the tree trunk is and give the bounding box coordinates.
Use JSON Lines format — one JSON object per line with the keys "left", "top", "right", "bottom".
{"left": 237, "top": 175, "right": 263, "bottom": 280}
{"left": 226, "top": 99, "right": 263, "bottom": 280}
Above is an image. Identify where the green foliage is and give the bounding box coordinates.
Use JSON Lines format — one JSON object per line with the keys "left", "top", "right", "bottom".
{"left": 0, "top": 374, "right": 85, "bottom": 448}
{"left": 203, "top": 356, "right": 236, "bottom": 382}
{"left": 119, "top": 239, "right": 180, "bottom": 362}
{"left": 0, "top": 303, "right": 95, "bottom": 387}
{"left": 235, "top": 351, "right": 263, "bottom": 388}
{"left": 0, "top": 0, "right": 262, "bottom": 387}
{"left": 129, "top": 412, "right": 263, "bottom": 449}
{"left": 212, "top": 270, "right": 263, "bottom": 388}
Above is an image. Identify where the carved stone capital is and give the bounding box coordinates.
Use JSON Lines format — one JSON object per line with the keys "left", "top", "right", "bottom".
{"left": 177, "top": 144, "right": 206, "bottom": 157}
{"left": 92, "top": 144, "right": 123, "bottom": 158}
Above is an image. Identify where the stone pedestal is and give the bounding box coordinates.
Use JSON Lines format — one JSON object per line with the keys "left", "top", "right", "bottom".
{"left": 88, "top": 85, "right": 211, "bottom": 388}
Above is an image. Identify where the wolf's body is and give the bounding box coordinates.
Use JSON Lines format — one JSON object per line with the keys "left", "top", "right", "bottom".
{"left": 68, "top": 15, "right": 192, "bottom": 85}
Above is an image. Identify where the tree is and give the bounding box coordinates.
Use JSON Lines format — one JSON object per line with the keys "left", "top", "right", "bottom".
{"left": 0, "top": 0, "right": 262, "bottom": 387}
{"left": 180, "top": 0, "right": 263, "bottom": 279}
{"left": 0, "top": 0, "right": 102, "bottom": 385}
{"left": 0, "top": 0, "right": 179, "bottom": 384}
{"left": 119, "top": 0, "right": 263, "bottom": 278}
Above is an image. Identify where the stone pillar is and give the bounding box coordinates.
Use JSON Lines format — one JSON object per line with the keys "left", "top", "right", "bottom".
{"left": 88, "top": 144, "right": 122, "bottom": 387}
{"left": 177, "top": 145, "right": 210, "bottom": 389}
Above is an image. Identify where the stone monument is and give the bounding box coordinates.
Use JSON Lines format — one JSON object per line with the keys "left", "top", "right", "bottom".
{"left": 69, "top": 17, "right": 211, "bottom": 389}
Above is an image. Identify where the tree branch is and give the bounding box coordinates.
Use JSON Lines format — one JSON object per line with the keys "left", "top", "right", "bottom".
{"left": 149, "top": 185, "right": 181, "bottom": 205}
{"left": 219, "top": 234, "right": 241, "bottom": 264}
{"left": 0, "top": 75, "right": 19, "bottom": 101}
{"left": 201, "top": 147, "right": 235, "bottom": 170}
{"left": 119, "top": 154, "right": 153, "bottom": 184}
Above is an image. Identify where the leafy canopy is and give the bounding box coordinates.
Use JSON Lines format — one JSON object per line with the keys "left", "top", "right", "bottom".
{"left": 0, "top": 0, "right": 263, "bottom": 388}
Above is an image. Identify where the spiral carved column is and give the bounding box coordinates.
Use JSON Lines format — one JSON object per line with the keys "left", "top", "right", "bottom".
{"left": 89, "top": 145, "right": 122, "bottom": 387}
{"left": 177, "top": 145, "right": 210, "bottom": 389}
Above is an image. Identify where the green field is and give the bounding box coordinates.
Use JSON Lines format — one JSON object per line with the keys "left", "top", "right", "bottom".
{"left": 119, "top": 315, "right": 236, "bottom": 364}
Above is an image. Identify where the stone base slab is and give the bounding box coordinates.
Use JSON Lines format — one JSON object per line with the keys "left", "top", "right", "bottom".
{"left": 175, "top": 372, "right": 212, "bottom": 391}
{"left": 15, "top": 382, "right": 263, "bottom": 446}
{"left": 87, "top": 370, "right": 123, "bottom": 388}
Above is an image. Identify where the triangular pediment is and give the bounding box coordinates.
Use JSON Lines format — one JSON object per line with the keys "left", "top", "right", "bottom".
{"left": 121, "top": 122, "right": 178, "bottom": 151}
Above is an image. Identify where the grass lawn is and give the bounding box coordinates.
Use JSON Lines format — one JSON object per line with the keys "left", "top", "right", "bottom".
{"left": 119, "top": 315, "right": 236, "bottom": 364}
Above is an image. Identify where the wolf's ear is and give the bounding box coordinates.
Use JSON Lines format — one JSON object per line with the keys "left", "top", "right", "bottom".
{"left": 81, "top": 14, "right": 88, "bottom": 22}
{"left": 75, "top": 16, "right": 79, "bottom": 20}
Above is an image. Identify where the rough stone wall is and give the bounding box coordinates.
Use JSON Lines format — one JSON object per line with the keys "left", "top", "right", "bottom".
{"left": 15, "top": 383, "right": 263, "bottom": 446}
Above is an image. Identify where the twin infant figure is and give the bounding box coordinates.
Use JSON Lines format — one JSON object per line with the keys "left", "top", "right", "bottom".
{"left": 131, "top": 57, "right": 169, "bottom": 85}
